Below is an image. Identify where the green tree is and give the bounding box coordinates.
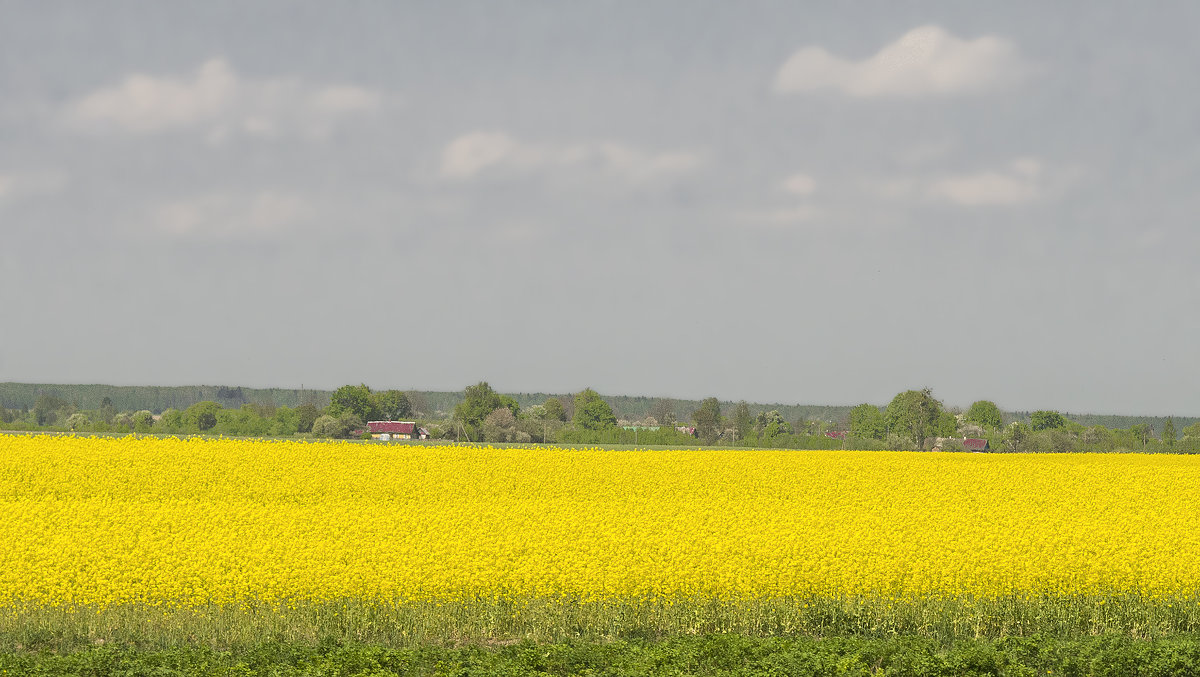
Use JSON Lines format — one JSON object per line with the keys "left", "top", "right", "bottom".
{"left": 454, "top": 382, "right": 505, "bottom": 441}
{"left": 310, "top": 414, "right": 339, "bottom": 439}
{"left": 848, "top": 403, "right": 886, "bottom": 440}
{"left": 311, "top": 412, "right": 363, "bottom": 439}
{"left": 1129, "top": 423, "right": 1151, "bottom": 449}
{"left": 885, "top": 389, "right": 942, "bottom": 449}
{"left": 732, "top": 401, "right": 753, "bottom": 442}
{"left": 573, "top": 388, "right": 617, "bottom": 430}
{"left": 935, "top": 411, "right": 959, "bottom": 438}
{"left": 271, "top": 406, "right": 300, "bottom": 436}
{"left": 184, "top": 401, "right": 222, "bottom": 431}
{"left": 294, "top": 403, "right": 320, "bottom": 433}
{"left": 541, "top": 397, "right": 567, "bottom": 422}
{"left": 965, "top": 400, "right": 1003, "bottom": 429}
{"left": 159, "top": 409, "right": 184, "bottom": 432}
{"left": 1163, "top": 417, "right": 1176, "bottom": 449}
{"left": 1030, "top": 410, "right": 1066, "bottom": 431}
{"left": 755, "top": 409, "right": 792, "bottom": 439}
{"left": 692, "top": 397, "right": 723, "bottom": 443}
{"left": 499, "top": 394, "right": 521, "bottom": 418}
{"left": 374, "top": 390, "right": 412, "bottom": 420}
{"left": 131, "top": 410, "right": 155, "bottom": 433}
{"left": 66, "top": 412, "right": 90, "bottom": 431}
{"left": 329, "top": 384, "right": 379, "bottom": 422}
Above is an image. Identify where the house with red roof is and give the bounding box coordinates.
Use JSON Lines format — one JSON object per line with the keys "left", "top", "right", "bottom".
{"left": 367, "top": 421, "right": 429, "bottom": 440}
{"left": 962, "top": 437, "right": 990, "bottom": 452}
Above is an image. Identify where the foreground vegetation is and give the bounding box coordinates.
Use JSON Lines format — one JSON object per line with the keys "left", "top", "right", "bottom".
{"left": 7, "top": 634, "right": 1200, "bottom": 676}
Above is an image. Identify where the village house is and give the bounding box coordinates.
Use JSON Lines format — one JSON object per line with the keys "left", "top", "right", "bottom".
{"left": 933, "top": 436, "right": 991, "bottom": 452}
{"left": 366, "top": 421, "right": 430, "bottom": 441}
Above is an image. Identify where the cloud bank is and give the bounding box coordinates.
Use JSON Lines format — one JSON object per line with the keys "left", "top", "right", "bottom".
{"left": 775, "top": 25, "right": 1028, "bottom": 97}
{"left": 64, "top": 58, "right": 381, "bottom": 140}
{"left": 876, "top": 158, "right": 1044, "bottom": 206}
{"left": 439, "top": 132, "right": 705, "bottom": 183}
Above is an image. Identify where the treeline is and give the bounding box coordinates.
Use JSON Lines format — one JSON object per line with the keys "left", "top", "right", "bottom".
{"left": 840, "top": 390, "right": 1200, "bottom": 454}
{"left": 0, "top": 385, "right": 436, "bottom": 439}
{"left": 0, "top": 382, "right": 857, "bottom": 428}
{"left": 0, "top": 382, "right": 331, "bottom": 413}
{"left": 3, "top": 381, "right": 1197, "bottom": 453}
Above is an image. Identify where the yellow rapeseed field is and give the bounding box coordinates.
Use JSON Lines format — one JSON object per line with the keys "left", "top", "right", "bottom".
{"left": 3, "top": 434, "right": 1200, "bottom": 613}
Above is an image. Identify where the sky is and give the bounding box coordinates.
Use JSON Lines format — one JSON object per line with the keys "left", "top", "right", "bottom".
{"left": 1, "top": 2, "right": 1198, "bottom": 415}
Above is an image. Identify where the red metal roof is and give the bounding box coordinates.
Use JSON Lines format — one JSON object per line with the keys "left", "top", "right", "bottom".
{"left": 368, "top": 421, "right": 416, "bottom": 434}
{"left": 825, "top": 431, "right": 847, "bottom": 440}
{"left": 962, "top": 437, "right": 989, "bottom": 451}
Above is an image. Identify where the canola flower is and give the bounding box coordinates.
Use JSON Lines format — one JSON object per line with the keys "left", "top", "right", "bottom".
{"left": 2, "top": 434, "right": 1200, "bottom": 610}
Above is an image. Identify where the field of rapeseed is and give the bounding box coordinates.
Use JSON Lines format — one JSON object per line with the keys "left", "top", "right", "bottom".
{"left": 3, "top": 434, "right": 1200, "bottom": 649}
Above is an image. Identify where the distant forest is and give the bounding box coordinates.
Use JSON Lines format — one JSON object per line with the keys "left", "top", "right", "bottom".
{"left": 0, "top": 381, "right": 1193, "bottom": 435}
{"left": 0, "top": 382, "right": 857, "bottom": 430}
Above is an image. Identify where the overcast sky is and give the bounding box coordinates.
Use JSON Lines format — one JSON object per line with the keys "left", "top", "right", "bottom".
{"left": 2, "top": 2, "right": 1197, "bottom": 415}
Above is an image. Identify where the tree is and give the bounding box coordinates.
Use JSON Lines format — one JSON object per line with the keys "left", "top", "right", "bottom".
{"left": 573, "top": 388, "right": 616, "bottom": 430}
{"left": 131, "top": 410, "right": 155, "bottom": 433}
{"left": 294, "top": 403, "right": 320, "bottom": 433}
{"left": 1129, "top": 423, "right": 1151, "bottom": 449}
{"left": 329, "top": 384, "right": 379, "bottom": 422}
{"left": 159, "top": 409, "right": 184, "bottom": 432}
{"left": 1004, "top": 422, "right": 1030, "bottom": 453}
{"left": 184, "top": 401, "right": 222, "bottom": 431}
{"left": 935, "top": 411, "right": 959, "bottom": 438}
{"left": 848, "top": 403, "right": 886, "bottom": 440}
{"left": 732, "top": 401, "right": 753, "bottom": 442}
{"left": 1030, "top": 410, "right": 1066, "bottom": 432}
{"left": 885, "top": 389, "right": 942, "bottom": 449}
{"left": 692, "top": 397, "right": 723, "bottom": 443}
{"left": 66, "top": 412, "right": 90, "bottom": 431}
{"left": 754, "top": 409, "right": 792, "bottom": 439}
{"left": 310, "top": 414, "right": 339, "bottom": 438}
{"left": 649, "top": 398, "right": 677, "bottom": 426}
{"left": 483, "top": 407, "right": 519, "bottom": 443}
{"left": 374, "top": 390, "right": 412, "bottom": 420}
{"left": 1163, "top": 417, "right": 1176, "bottom": 449}
{"left": 499, "top": 394, "right": 521, "bottom": 418}
{"left": 541, "top": 397, "right": 567, "bottom": 422}
{"left": 270, "top": 406, "right": 300, "bottom": 436}
{"left": 311, "top": 411, "right": 363, "bottom": 439}
{"left": 454, "top": 382, "right": 504, "bottom": 441}
{"left": 965, "top": 400, "right": 1002, "bottom": 430}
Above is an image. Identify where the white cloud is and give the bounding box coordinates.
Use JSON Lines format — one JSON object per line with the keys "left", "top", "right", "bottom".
{"left": 774, "top": 25, "right": 1028, "bottom": 97}
{"left": 151, "top": 191, "right": 314, "bottom": 239}
{"left": 925, "top": 172, "right": 1037, "bottom": 206}
{"left": 64, "top": 58, "right": 382, "bottom": 140}
{"left": 780, "top": 173, "right": 816, "bottom": 196}
{"left": 875, "top": 158, "right": 1044, "bottom": 206}
{"left": 439, "top": 131, "right": 705, "bottom": 182}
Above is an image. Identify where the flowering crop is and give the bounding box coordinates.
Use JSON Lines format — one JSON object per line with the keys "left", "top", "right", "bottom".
{"left": 4, "top": 434, "right": 1199, "bottom": 613}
